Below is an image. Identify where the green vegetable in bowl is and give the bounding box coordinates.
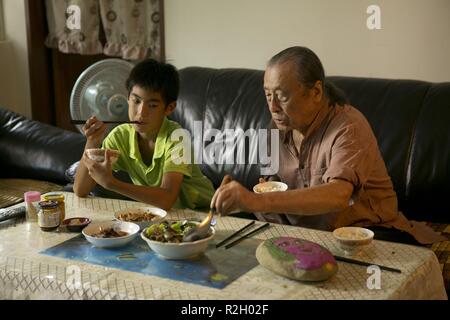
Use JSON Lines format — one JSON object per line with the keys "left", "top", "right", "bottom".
{"left": 145, "top": 220, "right": 198, "bottom": 243}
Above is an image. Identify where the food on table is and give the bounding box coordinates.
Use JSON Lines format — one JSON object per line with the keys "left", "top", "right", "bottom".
{"left": 144, "top": 220, "right": 199, "bottom": 243}
{"left": 68, "top": 218, "right": 85, "bottom": 226}
{"left": 92, "top": 227, "right": 129, "bottom": 238}
{"left": 255, "top": 184, "right": 282, "bottom": 193}
{"left": 335, "top": 228, "right": 369, "bottom": 240}
{"left": 117, "top": 210, "right": 157, "bottom": 222}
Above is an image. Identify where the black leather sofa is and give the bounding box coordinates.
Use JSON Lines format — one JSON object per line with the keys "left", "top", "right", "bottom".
{"left": 1, "top": 67, "right": 450, "bottom": 224}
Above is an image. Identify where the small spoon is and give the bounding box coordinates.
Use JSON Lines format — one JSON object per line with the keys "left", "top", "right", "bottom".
{"left": 182, "top": 175, "right": 233, "bottom": 242}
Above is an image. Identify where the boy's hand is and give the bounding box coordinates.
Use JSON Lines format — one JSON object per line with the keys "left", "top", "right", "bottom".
{"left": 83, "top": 116, "right": 107, "bottom": 148}
{"left": 82, "top": 149, "right": 115, "bottom": 189}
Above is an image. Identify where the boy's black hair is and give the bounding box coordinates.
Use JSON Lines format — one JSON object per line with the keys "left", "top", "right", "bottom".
{"left": 126, "top": 59, "right": 179, "bottom": 106}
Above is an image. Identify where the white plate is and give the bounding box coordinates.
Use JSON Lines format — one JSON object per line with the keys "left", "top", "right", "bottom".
{"left": 253, "top": 181, "right": 288, "bottom": 193}
{"left": 82, "top": 221, "right": 140, "bottom": 248}
{"left": 114, "top": 207, "right": 167, "bottom": 230}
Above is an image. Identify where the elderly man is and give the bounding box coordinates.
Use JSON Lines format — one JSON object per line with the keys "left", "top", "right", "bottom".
{"left": 211, "top": 46, "right": 444, "bottom": 245}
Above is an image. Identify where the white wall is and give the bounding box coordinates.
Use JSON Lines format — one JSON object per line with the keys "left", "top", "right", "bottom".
{"left": 0, "top": 0, "right": 31, "bottom": 118}
{"left": 165, "top": 0, "right": 450, "bottom": 82}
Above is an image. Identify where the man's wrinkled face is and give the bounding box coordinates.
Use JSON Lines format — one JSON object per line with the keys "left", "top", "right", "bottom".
{"left": 264, "top": 61, "right": 322, "bottom": 132}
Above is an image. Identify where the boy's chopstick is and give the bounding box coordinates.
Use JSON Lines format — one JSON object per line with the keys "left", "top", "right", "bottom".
{"left": 334, "top": 255, "right": 402, "bottom": 273}
{"left": 71, "top": 120, "right": 140, "bottom": 124}
{"left": 215, "top": 220, "right": 255, "bottom": 248}
{"left": 224, "top": 222, "right": 270, "bottom": 249}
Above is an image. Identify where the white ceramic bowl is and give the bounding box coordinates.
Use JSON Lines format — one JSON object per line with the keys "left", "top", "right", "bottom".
{"left": 253, "top": 181, "right": 288, "bottom": 193}
{"left": 114, "top": 207, "right": 167, "bottom": 230}
{"left": 85, "top": 148, "right": 120, "bottom": 164}
{"left": 82, "top": 221, "right": 140, "bottom": 248}
{"left": 333, "top": 227, "right": 374, "bottom": 255}
{"left": 140, "top": 222, "right": 215, "bottom": 260}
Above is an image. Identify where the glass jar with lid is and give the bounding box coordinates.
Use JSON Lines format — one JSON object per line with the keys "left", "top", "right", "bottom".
{"left": 42, "top": 192, "right": 65, "bottom": 221}
{"left": 38, "top": 200, "right": 61, "bottom": 231}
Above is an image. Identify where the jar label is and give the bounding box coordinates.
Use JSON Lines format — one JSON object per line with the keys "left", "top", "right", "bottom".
{"left": 38, "top": 210, "right": 60, "bottom": 228}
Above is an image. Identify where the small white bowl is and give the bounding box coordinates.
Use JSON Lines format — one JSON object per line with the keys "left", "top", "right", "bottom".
{"left": 253, "top": 181, "right": 288, "bottom": 193}
{"left": 85, "top": 148, "right": 120, "bottom": 164}
{"left": 82, "top": 221, "right": 140, "bottom": 248}
{"left": 114, "top": 207, "right": 167, "bottom": 230}
{"left": 333, "top": 227, "right": 374, "bottom": 256}
{"left": 141, "top": 222, "right": 215, "bottom": 260}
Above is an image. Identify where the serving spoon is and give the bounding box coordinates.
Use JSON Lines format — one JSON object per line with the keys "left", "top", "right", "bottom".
{"left": 182, "top": 175, "right": 233, "bottom": 242}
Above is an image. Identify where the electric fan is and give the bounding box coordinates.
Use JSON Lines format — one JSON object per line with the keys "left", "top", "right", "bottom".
{"left": 70, "top": 59, "right": 134, "bottom": 133}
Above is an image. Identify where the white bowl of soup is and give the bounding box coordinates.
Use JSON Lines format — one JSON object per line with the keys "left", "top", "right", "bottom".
{"left": 253, "top": 181, "right": 288, "bottom": 193}
{"left": 115, "top": 207, "right": 167, "bottom": 230}
{"left": 333, "top": 227, "right": 374, "bottom": 255}
{"left": 82, "top": 221, "right": 140, "bottom": 248}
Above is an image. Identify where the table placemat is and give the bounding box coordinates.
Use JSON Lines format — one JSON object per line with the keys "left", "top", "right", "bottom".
{"left": 40, "top": 231, "right": 261, "bottom": 289}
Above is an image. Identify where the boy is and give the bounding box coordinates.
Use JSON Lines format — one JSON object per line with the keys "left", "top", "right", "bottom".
{"left": 73, "top": 59, "right": 215, "bottom": 210}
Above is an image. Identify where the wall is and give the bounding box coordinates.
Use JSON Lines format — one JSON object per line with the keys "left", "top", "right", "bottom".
{"left": 0, "top": 0, "right": 31, "bottom": 118}
{"left": 165, "top": 0, "right": 450, "bottom": 82}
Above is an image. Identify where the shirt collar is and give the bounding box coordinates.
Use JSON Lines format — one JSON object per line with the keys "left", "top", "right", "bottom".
{"left": 282, "top": 104, "right": 334, "bottom": 145}
{"left": 281, "top": 106, "right": 335, "bottom": 148}
{"left": 128, "top": 117, "right": 170, "bottom": 161}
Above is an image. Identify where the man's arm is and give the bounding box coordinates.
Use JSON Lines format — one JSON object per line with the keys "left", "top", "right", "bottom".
{"left": 212, "top": 179, "right": 354, "bottom": 216}
{"left": 253, "top": 179, "right": 354, "bottom": 215}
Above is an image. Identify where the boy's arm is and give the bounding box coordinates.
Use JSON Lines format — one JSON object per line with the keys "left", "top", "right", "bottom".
{"left": 73, "top": 152, "right": 98, "bottom": 197}
{"left": 106, "top": 172, "right": 184, "bottom": 210}
{"left": 73, "top": 116, "right": 106, "bottom": 197}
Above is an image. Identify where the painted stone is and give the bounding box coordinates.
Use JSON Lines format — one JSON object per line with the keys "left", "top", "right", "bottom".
{"left": 256, "top": 237, "right": 338, "bottom": 281}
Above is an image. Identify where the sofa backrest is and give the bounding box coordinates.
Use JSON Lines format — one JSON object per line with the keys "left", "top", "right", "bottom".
{"left": 172, "top": 67, "right": 450, "bottom": 223}
{"left": 0, "top": 107, "right": 86, "bottom": 185}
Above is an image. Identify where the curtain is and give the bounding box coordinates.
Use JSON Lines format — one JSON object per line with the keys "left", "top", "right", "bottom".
{"left": 44, "top": 0, "right": 162, "bottom": 60}
{"left": 45, "top": 0, "right": 103, "bottom": 55}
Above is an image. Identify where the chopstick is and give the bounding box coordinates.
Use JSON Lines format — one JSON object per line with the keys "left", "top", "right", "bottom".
{"left": 334, "top": 255, "right": 402, "bottom": 273}
{"left": 224, "top": 222, "right": 270, "bottom": 249}
{"left": 215, "top": 220, "right": 255, "bottom": 248}
{"left": 71, "top": 120, "right": 140, "bottom": 124}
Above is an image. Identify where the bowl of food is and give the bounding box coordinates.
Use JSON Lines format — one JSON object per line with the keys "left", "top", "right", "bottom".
{"left": 82, "top": 221, "right": 140, "bottom": 248}
{"left": 253, "top": 181, "right": 288, "bottom": 193}
{"left": 114, "top": 207, "right": 167, "bottom": 230}
{"left": 61, "top": 217, "right": 92, "bottom": 232}
{"left": 141, "top": 220, "right": 215, "bottom": 260}
{"left": 85, "top": 148, "right": 120, "bottom": 164}
{"left": 333, "top": 227, "right": 374, "bottom": 256}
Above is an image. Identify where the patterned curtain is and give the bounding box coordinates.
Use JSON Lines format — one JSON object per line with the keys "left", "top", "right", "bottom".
{"left": 99, "top": 0, "right": 162, "bottom": 60}
{"left": 45, "top": 0, "right": 103, "bottom": 55}
{"left": 44, "top": 0, "right": 162, "bottom": 60}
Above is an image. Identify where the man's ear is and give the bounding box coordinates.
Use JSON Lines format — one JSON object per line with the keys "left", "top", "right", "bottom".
{"left": 164, "top": 101, "right": 177, "bottom": 116}
{"left": 312, "top": 80, "right": 323, "bottom": 103}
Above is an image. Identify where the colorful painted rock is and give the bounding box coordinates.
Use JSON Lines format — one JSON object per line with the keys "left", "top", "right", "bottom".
{"left": 256, "top": 237, "right": 338, "bottom": 281}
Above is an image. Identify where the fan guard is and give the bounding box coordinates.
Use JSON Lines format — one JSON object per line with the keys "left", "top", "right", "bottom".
{"left": 70, "top": 59, "right": 134, "bottom": 134}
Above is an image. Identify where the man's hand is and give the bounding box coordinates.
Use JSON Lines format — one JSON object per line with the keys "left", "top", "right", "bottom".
{"left": 83, "top": 115, "right": 107, "bottom": 148}
{"left": 211, "top": 180, "right": 258, "bottom": 215}
{"left": 82, "top": 149, "right": 115, "bottom": 189}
